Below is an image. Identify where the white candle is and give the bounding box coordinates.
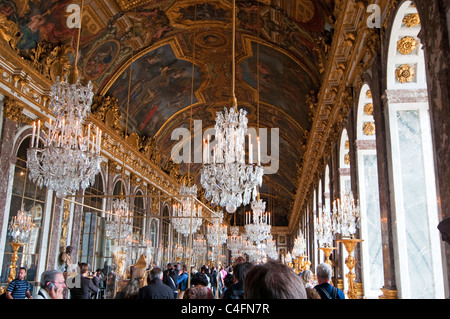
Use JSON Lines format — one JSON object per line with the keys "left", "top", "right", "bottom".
{"left": 97, "top": 130, "right": 101, "bottom": 154}
{"left": 47, "top": 119, "right": 51, "bottom": 146}
{"left": 36, "top": 120, "right": 40, "bottom": 147}
{"left": 249, "top": 134, "right": 252, "bottom": 164}
{"left": 87, "top": 124, "right": 91, "bottom": 150}
{"left": 257, "top": 137, "right": 260, "bottom": 166}
{"left": 207, "top": 135, "right": 210, "bottom": 164}
{"left": 31, "top": 121, "right": 36, "bottom": 147}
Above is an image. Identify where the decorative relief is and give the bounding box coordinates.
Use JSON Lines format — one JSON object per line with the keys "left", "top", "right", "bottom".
{"left": 60, "top": 200, "right": 71, "bottom": 251}
{"left": 363, "top": 103, "right": 373, "bottom": 116}
{"left": 366, "top": 90, "right": 372, "bottom": 98}
{"left": 362, "top": 122, "right": 376, "bottom": 136}
{"left": 402, "top": 13, "right": 421, "bottom": 28}
{"left": 344, "top": 153, "right": 350, "bottom": 165}
{"left": 395, "top": 64, "right": 415, "bottom": 83}
{"left": 3, "top": 97, "right": 33, "bottom": 126}
{"left": 397, "top": 36, "right": 418, "bottom": 55}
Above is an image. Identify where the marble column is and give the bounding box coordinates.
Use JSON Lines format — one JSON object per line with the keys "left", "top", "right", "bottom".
{"left": 45, "top": 197, "right": 65, "bottom": 269}
{"left": 0, "top": 116, "right": 18, "bottom": 246}
{"left": 416, "top": 0, "right": 450, "bottom": 294}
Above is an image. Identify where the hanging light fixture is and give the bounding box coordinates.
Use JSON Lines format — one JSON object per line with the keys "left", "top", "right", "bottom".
{"left": 27, "top": 0, "right": 101, "bottom": 198}
{"left": 245, "top": 198, "right": 271, "bottom": 245}
{"left": 206, "top": 212, "right": 228, "bottom": 247}
{"left": 227, "top": 226, "right": 243, "bottom": 258}
{"left": 292, "top": 230, "right": 306, "bottom": 258}
{"left": 200, "top": 0, "right": 264, "bottom": 214}
{"left": 332, "top": 191, "right": 361, "bottom": 238}
{"left": 316, "top": 203, "right": 334, "bottom": 247}
{"left": 172, "top": 185, "right": 203, "bottom": 236}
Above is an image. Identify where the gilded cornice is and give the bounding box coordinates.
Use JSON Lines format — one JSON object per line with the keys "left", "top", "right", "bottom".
{"left": 289, "top": 0, "right": 387, "bottom": 233}
{"left": 0, "top": 26, "right": 181, "bottom": 200}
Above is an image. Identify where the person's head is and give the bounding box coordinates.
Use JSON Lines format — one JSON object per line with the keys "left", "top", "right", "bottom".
{"left": 123, "top": 278, "right": 140, "bottom": 299}
{"left": 233, "top": 261, "right": 252, "bottom": 283}
{"left": 149, "top": 267, "right": 163, "bottom": 282}
{"left": 244, "top": 260, "right": 307, "bottom": 299}
{"left": 40, "top": 269, "right": 66, "bottom": 299}
{"left": 316, "top": 263, "right": 332, "bottom": 284}
{"left": 167, "top": 263, "right": 173, "bottom": 269}
{"left": 224, "top": 273, "right": 235, "bottom": 289}
{"left": 78, "top": 262, "right": 89, "bottom": 275}
{"left": 65, "top": 246, "right": 73, "bottom": 254}
{"left": 438, "top": 217, "right": 450, "bottom": 245}
{"left": 301, "top": 269, "right": 313, "bottom": 284}
{"left": 17, "top": 267, "right": 27, "bottom": 280}
{"left": 191, "top": 272, "right": 208, "bottom": 287}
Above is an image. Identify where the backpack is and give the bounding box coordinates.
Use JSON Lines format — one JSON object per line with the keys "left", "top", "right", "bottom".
{"left": 315, "top": 285, "right": 340, "bottom": 299}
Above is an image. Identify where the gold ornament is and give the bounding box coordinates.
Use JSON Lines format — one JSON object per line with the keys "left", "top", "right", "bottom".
{"left": 366, "top": 90, "right": 372, "bottom": 98}
{"left": 363, "top": 122, "right": 376, "bottom": 136}
{"left": 395, "top": 64, "right": 415, "bottom": 83}
{"left": 397, "top": 36, "right": 418, "bottom": 55}
{"left": 363, "top": 103, "right": 374, "bottom": 116}
{"left": 402, "top": 13, "right": 420, "bottom": 28}
{"left": 344, "top": 153, "right": 350, "bottom": 165}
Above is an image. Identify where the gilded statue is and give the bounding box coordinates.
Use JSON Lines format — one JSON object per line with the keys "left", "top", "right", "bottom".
{"left": 58, "top": 246, "right": 73, "bottom": 272}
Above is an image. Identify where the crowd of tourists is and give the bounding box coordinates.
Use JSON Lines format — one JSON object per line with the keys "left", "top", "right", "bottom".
{"left": 1, "top": 258, "right": 345, "bottom": 299}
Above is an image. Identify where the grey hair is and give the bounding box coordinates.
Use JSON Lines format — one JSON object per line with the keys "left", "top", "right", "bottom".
{"left": 316, "top": 263, "right": 332, "bottom": 280}
{"left": 39, "top": 269, "right": 63, "bottom": 288}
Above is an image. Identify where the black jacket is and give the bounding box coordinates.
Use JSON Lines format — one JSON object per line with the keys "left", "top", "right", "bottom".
{"left": 138, "top": 278, "right": 175, "bottom": 299}
{"left": 222, "top": 281, "right": 244, "bottom": 299}
{"left": 69, "top": 276, "right": 98, "bottom": 299}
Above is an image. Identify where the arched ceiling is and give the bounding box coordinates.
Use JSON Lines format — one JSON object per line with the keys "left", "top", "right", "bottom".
{"left": 2, "top": 0, "right": 336, "bottom": 227}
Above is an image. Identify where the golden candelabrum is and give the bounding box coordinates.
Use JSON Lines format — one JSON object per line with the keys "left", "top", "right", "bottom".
{"left": 336, "top": 238, "right": 363, "bottom": 299}
{"left": 293, "top": 256, "right": 310, "bottom": 274}
{"left": 8, "top": 242, "right": 24, "bottom": 282}
{"left": 319, "top": 246, "right": 337, "bottom": 266}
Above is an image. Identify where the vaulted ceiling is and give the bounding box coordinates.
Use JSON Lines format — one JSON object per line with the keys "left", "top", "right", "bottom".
{"left": 2, "top": 0, "right": 337, "bottom": 227}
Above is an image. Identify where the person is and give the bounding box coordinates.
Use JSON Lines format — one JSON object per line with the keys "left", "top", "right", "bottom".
{"left": 438, "top": 217, "right": 450, "bottom": 245}
{"left": 223, "top": 261, "right": 252, "bottom": 300}
{"left": 69, "top": 263, "right": 99, "bottom": 299}
{"left": 201, "top": 266, "right": 212, "bottom": 289}
{"left": 115, "top": 278, "right": 140, "bottom": 299}
{"left": 301, "top": 269, "right": 314, "bottom": 289}
{"left": 223, "top": 273, "right": 235, "bottom": 292}
{"left": 6, "top": 267, "right": 32, "bottom": 299}
{"left": 210, "top": 266, "right": 218, "bottom": 295}
{"left": 35, "top": 270, "right": 66, "bottom": 299}
{"left": 314, "top": 263, "right": 345, "bottom": 299}
{"left": 138, "top": 267, "right": 174, "bottom": 299}
{"left": 162, "top": 263, "right": 173, "bottom": 285}
{"left": 176, "top": 265, "right": 189, "bottom": 293}
{"left": 244, "top": 260, "right": 307, "bottom": 299}
{"left": 182, "top": 272, "right": 214, "bottom": 299}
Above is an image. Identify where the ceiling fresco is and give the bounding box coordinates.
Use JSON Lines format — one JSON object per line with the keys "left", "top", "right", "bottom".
{"left": 0, "top": 0, "right": 335, "bottom": 227}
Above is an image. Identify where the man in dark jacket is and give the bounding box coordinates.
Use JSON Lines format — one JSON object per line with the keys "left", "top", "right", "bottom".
{"left": 138, "top": 267, "right": 174, "bottom": 299}
{"left": 69, "top": 263, "right": 98, "bottom": 299}
{"left": 223, "top": 262, "right": 252, "bottom": 299}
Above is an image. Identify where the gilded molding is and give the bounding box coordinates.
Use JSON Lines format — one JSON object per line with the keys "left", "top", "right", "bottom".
{"left": 395, "top": 64, "right": 415, "bottom": 83}
{"left": 402, "top": 13, "right": 421, "bottom": 28}
{"left": 363, "top": 122, "right": 376, "bottom": 136}
{"left": 363, "top": 103, "right": 373, "bottom": 116}
{"left": 397, "top": 36, "right": 418, "bottom": 55}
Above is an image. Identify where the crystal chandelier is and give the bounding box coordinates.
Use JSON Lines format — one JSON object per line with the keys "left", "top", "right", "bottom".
{"left": 332, "top": 192, "right": 361, "bottom": 238}
{"left": 206, "top": 213, "right": 228, "bottom": 247}
{"left": 27, "top": 2, "right": 101, "bottom": 198}
{"left": 192, "top": 234, "right": 207, "bottom": 264}
{"left": 172, "top": 184, "right": 203, "bottom": 236}
{"left": 105, "top": 198, "right": 133, "bottom": 248}
{"left": 200, "top": 0, "right": 264, "bottom": 214}
{"left": 263, "top": 236, "right": 278, "bottom": 260}
{"left": 316, "top": 204, "right": 334, "bottom": 246}
{"left": 292, "top": 231, "right": 306, "bottom": 258}
{"left": 8, "top": 208, "right": 34, "bottom": 243}
{"left": 245, "top": 199, "right": 271, "bottom": 244}
{"left": 227, "top": 226, "right": 243, "bottom": 258}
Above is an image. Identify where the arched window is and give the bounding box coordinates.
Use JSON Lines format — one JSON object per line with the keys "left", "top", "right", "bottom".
{"left": 356, "top": 84, "right": 384, "bottom": 298}
{"left": 339, "top": 129, "right": 351, "bottom": 195}
{"left": 133, "top": 190, "right": 145, "bottom": 243}
{"left": 386, "top": 1, "right": 443, "bottom": 298}
{"left": 1, "top": 137, "right": 47, "bottom": 294}
{"left": 79, "top": 173, "right": 104, "bottom": 269}
{"left": 161, "top": 205, "right": 171, "bottom": 265}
